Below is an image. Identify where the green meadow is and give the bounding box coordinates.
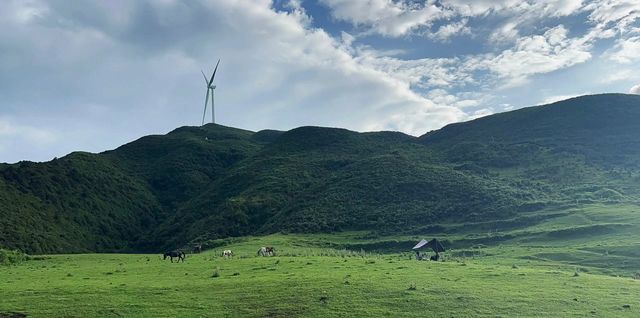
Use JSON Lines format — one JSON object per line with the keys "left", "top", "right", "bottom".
{"left": 2, "top": 204, "right": 639, "bottom": 317}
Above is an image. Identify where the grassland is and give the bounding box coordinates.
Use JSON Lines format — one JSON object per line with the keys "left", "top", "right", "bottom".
{"left": 2, "top": 204, "right": 639, "bottom": 317}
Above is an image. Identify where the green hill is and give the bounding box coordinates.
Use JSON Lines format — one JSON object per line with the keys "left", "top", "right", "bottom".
{"left": 0, "top": 153, "right": 162, "bottom": 253}
{"left": 2, "top": 93, "right": 640, "bottom": 253}
{"left": 420, "top": 93, "right": 640, "bottom": 205}
{"left": 421, "top": 93, "right": 640, "bottom": 167}
{"left": 154, "top": 127, "right": 519, "bottom": 249}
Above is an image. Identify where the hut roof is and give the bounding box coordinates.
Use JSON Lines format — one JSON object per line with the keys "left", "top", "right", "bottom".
{"left": 412, "top": 239, "right": 429, "bottom": 250}
{"left": 412, "top": 238, "right": 445, "bottom": 253}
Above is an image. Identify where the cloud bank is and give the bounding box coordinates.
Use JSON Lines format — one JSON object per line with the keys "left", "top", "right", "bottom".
{"left": 0, "top": 0, "right": 639, "bottom": 162}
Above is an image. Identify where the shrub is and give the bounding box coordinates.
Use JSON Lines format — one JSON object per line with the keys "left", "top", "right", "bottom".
{"left": 0, "top": 249, "right": 27, "bottom": 266}
{"left": 212, "top": 267, "right": 220, "bottom": 278}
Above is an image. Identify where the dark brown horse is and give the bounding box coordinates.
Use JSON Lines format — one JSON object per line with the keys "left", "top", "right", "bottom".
{"left": 258, "top": 246, "right": 276, "bottom": 256}
{"left": 163, "top": 250, "right": 185, "bottom": 263}
{"left": 266, "top": 246, "right": 275, "bottom": 256}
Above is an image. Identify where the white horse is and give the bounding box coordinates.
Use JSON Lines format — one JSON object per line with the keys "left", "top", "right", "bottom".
{"left": 222, "top": 249, "right": 233, "bottom": 258}
{"left": 258, "top": 247, "right": 267, "bottom": 257}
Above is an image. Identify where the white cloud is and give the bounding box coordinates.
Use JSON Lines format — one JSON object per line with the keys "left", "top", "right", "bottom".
{"left": 539, "top": 0, "right": 585, "bottom": 17}
{"left": 541, "top": 93, "right": 589, "bottom": 104}
{"left": 440, "top": 0, "right": 524, "bottom": 16}
{"left": 489, "top": 21, "right": 520, "bottom": 44}
{"left": 426, "top": 89, "right": 482, "bottom": 109}
{"left": 0, "top": 118, "right": 57, "bottom": 145}
{"left": 318, "top": 0, "right": 626, "bottom": 79}
{"left": 470, "top": 108, "right": 494, "bottom": 119}
{"left": 321, "top": 0, "right": 586, "bottom": 39}
{"left": 482, "top": 25, "right": 592, "bottom": 85}
{"left": 0, "top": 117, "right": 58, "bottom": 162}
{"left": 630, "top": 84, "right": 640, "bottom": 94}
{"left": 586, "top": 0, "right": 640, "bottom": 32}
{"left": 320, "top": 0, "right": 448, "bottom": 37}
{"left": 607, "top": 36, "right": 640, "bottom": 64}
{"left": 354, "top": 53, "right": 473, "bottom": 89}
{"left": 428, "top": 19, "right": 471, "bottom": 41}
{"left": 452, "top": 0, "right": 584, "bottom": 17}
{"left": 599, "top": 69, "right": 633, "bottom": 84}
{"left": 351, "top": 23, "right": 597, "bottom": 94}
{"left": 1, "top": 0, "right": 49, "bottom": 24}
{"left": 340, "top": 31, "right": 355, "bottom": 47}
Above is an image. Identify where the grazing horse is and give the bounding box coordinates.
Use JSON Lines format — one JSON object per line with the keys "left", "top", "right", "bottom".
{"left": 193, "top": 244, "right": 202, "bottom": 254}
{"left": 258, "top": 246, "right": 276, "bottom": 256}
{"left": 223, "top": 249, "right": 233, "bottom": 258}
{"left": 266, "top": 246, "right": 275, "bottom": 256}
{"left": 163, "top": 250, "right": 185, "bottom": 263}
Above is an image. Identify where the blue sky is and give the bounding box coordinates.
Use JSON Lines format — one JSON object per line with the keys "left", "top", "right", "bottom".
{"left": 1, "top": 0, "right": 640, "bottom": 163}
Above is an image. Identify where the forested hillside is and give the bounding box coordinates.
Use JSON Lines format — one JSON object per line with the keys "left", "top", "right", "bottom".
{"left": 2, "top": 94, "right": 640, "bottom": 253}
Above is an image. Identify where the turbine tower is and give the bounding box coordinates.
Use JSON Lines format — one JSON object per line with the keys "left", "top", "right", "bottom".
{"left": 201, "top": 59, "right": 220, "bottom": 125}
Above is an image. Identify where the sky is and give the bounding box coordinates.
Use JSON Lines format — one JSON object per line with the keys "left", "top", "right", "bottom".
{"left": 1, "top": 0, "right": 640, "bottom": 163}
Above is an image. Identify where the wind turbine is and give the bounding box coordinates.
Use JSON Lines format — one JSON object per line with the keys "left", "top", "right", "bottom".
{"left": 201, "top": 59, "right": 220, "bottom": 125}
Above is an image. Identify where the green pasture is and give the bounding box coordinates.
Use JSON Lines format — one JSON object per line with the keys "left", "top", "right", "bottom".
{"left": 1, "top": 204, "right": 640, "bottom": 317}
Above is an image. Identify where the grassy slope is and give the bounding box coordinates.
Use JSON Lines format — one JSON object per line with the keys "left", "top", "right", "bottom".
{"left": 2, "top": 203, "right": 640, "bottom": 317}
{"left": 5, "top": 254, "right": 638, "bottom": 317}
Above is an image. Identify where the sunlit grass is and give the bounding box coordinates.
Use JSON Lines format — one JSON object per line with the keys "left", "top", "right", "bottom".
{"left": 2, "top": 204, "right": 640, "bottom": 317}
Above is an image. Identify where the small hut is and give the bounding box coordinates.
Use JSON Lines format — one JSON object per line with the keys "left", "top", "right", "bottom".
{"left": 412, "top": 238, "right": 445, "bottom": 261}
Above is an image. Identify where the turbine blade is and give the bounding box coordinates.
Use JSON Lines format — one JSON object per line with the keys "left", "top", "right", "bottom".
{"left": 201, "top": 70, "right": 209, "bottom": 85}
{"left": 202, "top": 88, "right": 210, "bottom": 125}
{"left": 209, "top": 59, "right": 220, "bottom": 85}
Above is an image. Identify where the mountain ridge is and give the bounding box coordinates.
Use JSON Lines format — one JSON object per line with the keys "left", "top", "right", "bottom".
{"left": 2, "top": 93, "right": 640, "bottom": 253}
